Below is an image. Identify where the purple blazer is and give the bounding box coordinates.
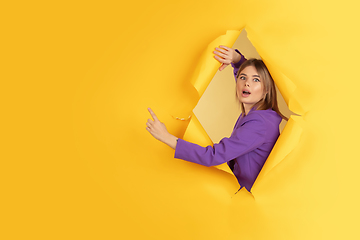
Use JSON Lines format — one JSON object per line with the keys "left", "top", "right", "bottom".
{"left": 174, "top": 51, "right": 282, "bottom": 191}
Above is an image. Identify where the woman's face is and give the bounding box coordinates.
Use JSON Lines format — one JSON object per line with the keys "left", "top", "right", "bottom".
{"left": 236, "top": 65, "right": 265, "bottom": 109}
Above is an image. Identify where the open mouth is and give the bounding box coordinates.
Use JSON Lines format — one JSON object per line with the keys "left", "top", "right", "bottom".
{"left": 242, "top": 90, "right": 251, "bottom": 97}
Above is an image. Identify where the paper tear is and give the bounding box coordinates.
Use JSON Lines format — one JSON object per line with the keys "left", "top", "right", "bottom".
{"left": 172, "top": 115, "right": 192, "bottom": 121}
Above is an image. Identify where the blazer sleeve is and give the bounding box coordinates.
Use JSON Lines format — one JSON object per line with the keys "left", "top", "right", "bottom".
{"left": 231, "top": 49, "right": 247, "bottom": 82}
{"left": 174, "top": 114, "right": 266, "bottom": 167}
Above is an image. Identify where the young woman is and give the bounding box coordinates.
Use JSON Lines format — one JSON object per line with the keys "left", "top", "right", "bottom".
{"left": 146, "top": 46, "right": 287, "bottom": 192}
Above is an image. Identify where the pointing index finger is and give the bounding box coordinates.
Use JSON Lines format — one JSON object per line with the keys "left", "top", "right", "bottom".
{"left": 148, "top": 108, "right": 159, "bottom": 121}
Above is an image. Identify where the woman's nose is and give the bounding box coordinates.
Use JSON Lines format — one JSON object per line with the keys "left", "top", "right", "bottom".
{"left": 245, "top": 81, "right": 250, "bottom": 87}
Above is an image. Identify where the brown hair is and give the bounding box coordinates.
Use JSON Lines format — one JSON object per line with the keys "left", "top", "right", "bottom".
{"left": 236, "top": 58, "right": 288, "bottom": 120}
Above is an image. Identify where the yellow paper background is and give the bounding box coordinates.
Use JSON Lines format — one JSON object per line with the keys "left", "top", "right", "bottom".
{"left": 2, "top": 0, "right": 360, "bottom": 239}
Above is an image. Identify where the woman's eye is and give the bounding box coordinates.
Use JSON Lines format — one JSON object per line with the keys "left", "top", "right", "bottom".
{"left": 253, "top": 78, "right": 260, "bottom": 82}
{"left": 239, "top": 76, "right": 246, "bottom": 80}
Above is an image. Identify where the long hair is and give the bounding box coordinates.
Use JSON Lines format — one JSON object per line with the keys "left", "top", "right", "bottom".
{"left": 236, "top": 59, "right": 288, "bottom": 120}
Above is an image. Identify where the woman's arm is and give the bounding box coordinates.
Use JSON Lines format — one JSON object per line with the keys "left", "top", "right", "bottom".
{"left": 231, "top": 49, "right": 247, "bottom": 80}
{"left": 146, "top": 108, "right": 267, "bottom": 167}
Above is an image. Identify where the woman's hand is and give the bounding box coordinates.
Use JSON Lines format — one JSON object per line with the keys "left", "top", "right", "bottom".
{"left": 146, "top": 108, "right": 178, "bottom": 149}
{"left": 213, "top": 45, "right": 242, "bottom": 71}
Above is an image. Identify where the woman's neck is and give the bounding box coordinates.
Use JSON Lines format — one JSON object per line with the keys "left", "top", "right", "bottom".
{"left": 243, "top": 104, "right": 254, "bottom": 115}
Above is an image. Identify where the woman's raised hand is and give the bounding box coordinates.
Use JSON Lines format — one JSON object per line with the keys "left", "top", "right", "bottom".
{"left": 213, "top": 45, "right": 242, "bottom": 71}
{"left": 146, "top": 108, "right": 178, "bottom": 149}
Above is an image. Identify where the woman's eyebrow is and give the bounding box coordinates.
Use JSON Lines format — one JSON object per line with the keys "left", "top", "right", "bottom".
{"left": 240, "top": 73, "right": 260, "bottom": 78}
